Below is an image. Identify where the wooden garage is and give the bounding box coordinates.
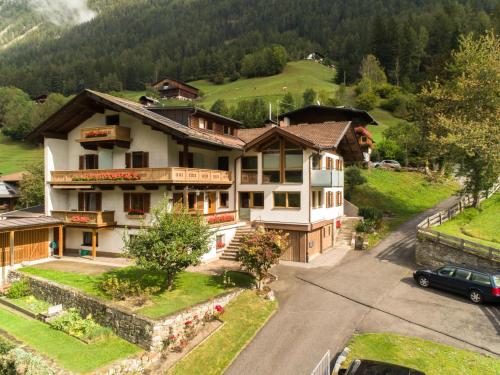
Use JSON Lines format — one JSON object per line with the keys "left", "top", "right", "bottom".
{"left": 0, "top": 217, "right": 63, "bottom": 267}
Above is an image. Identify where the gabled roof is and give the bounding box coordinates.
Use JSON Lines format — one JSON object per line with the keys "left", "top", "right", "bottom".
{"left": 279, "top": 105, "right": 378, "bottom": 125}
{"left": 151, "top": 77, "right": 199, "bottom": 92}
{"left": 26, "top": 90, "right": 243, "bottom": 150}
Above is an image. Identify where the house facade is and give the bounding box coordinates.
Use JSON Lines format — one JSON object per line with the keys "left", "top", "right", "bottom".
{"left": 151, "top": 78, "right": 200, "bottom": 101}
{"left": 28, "top": 90, "right": 365, "bottom": 263}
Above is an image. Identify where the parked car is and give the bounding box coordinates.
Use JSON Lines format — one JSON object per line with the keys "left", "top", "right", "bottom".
{"left": 413, "top": 265, "right": 500, "bottom": 304}
{"left": 340, "top": 359, "right": 425, "bottom": 374}
{"left": 372, "top": 160, "right": 401, "bottom": 169}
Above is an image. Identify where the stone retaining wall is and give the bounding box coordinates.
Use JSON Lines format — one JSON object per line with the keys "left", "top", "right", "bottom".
{"left": 416, "top": 237, "right": 499, "bottom": 272}
{"left": 8, "top": 271, "right": 240, "bottom": 352}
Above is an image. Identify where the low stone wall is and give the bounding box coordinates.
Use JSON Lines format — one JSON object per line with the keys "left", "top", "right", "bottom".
{"left": 416, "top": 237, "right": 500, "bottom": 272}
{"left": 8, "top": 271, "right": 240, "bottom": 352}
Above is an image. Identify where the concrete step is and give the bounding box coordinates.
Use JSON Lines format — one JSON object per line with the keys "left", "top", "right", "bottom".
{"left": 220, "top": 255, "right": 238, "bottom": 261}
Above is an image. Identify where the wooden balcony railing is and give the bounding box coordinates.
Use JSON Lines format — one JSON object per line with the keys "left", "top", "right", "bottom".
{"left": 78, "top": 126, "right": 131, "bottom": 149}
{"left": 50, "top": 167, "right": 232, "bottom": 186}
{"left": 51, "top": 210, "right": 116, "bottom": 227}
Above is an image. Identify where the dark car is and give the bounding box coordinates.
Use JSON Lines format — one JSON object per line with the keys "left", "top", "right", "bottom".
{"left": 340, "top": 359, "right": 425, "bottom": 374}
{"left": 413, "top": 265, "right": 500, "bottom": 304}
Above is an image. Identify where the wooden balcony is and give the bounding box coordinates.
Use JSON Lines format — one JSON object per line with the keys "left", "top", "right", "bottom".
{"left": 78, "top": 126, "right": 131, "bottom": 149}
{"left": 50, "top": 167, "right": 232, "bottom": 186}
{"left": 51, "top": 210, "right": 116, "bottom": 227}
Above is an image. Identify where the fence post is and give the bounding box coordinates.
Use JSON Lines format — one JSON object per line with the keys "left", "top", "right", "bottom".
{"left": 439, "top": 212, "right": 442, "bottom": 225}
{"left": 427, "top": 217, "right": 430, "bottom": 228}
{"left": 436, "top": 231, "right": 440, "bottom": 243}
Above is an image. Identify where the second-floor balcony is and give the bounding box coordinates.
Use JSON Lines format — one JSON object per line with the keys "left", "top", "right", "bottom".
{"left": 78, "top": 126, "right": 131, "bottom": 149}
{"left": 311, "top": 170, "right": 344, "bottom": 187}
{"left": 50, "top": 167, "right": 232, "bottom": 186}
{"left": 51, "top": 210, "right": 116, "bottom": 227}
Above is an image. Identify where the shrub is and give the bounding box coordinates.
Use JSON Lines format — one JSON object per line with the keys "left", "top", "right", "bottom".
{"left": 374, "top": 83, "right": 399, "bottom": 98}
{"left": 355, "top": 219, "right": 376, "bottom": 233}
{"left": 0, "top": 337, "right": 14, "bottom": 355}
{"left": 5, "top": 280, "right": 31, "bottom": 299}
{"left": 345, "top": 166, "right": 367, "bottom": 199}
{"left": 358, "top": 207, "right": 384, "bottom": 228}
{"left": 355, "top": 91, "right": 378, "bottom": 110}
{"left": 49, "top": 308, "right": 109, "bottom": 342}
{"left": 99, "top": 275, "right": 160, "bottom": 301}
{"left": 0, "top": 348, "right": 54, "bottom": 375}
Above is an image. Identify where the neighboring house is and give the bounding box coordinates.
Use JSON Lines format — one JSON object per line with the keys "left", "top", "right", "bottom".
{"left": 278, "top": 105, "right": 378, "bottom": 163}
{"left": 306, "top": 52, "right": 325, "bottom": 62}
{"left": 27, "top": 90, "right": 366, "bottom": 263}
{"left": 0, "top": 182, "right": 18, "bottom": 212}
{"left": 151, "top": 78, "right": 200, "bottom": 100}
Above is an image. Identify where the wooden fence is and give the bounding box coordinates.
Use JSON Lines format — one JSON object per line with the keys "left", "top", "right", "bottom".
{"left": 417, "top": 183, "right": 499, "bottom": 261}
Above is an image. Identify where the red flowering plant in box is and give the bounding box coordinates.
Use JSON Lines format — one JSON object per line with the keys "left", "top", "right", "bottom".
{"left": 70, "top": 215, "right": 91, "bottom": 223}
{"left": 216, "top": 241, "right": 225, "bottom": 249}
{"left": 72, "top": 172, "right": 141, "bottom": 182}
{"left": 84, "top": 130, "right": 111, "bottom": 138}
{"left": 127, "top": 209, "right": 144, "bottom": 216}
{"left": 207, "top": 214, "right": 235, "bottom": 225}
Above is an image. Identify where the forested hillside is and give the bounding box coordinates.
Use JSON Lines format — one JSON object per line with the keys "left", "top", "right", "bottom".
{"left": 0, "top": 0, "right": 498, "bottom": 96}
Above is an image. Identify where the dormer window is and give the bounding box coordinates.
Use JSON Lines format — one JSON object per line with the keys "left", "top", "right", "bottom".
{"left": 198, "top": 118, "right": 207, "bottom": 129}
{"left": 223, "top": 125, "right": 231, "bottom": 135}
{"left": 106, "top": 114, "right": 120, "bottom": 126}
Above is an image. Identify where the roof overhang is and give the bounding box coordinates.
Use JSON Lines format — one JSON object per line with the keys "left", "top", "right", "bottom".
{"left": 244, "top": 126, "right": 319, "bottom": 152}
{"left": 278, "top": 105, "right": 378, "bottom": 125}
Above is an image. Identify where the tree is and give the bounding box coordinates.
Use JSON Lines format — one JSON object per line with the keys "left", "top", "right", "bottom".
{"left": 355, "top": 91, "right": 378, "bottom": 110}
{"left": 279, "top": 92, "right": 295, "bottom": 113}
{"left": 359, "top": 54, "right": 387, "bottom": 85}
{"left": 302, "top": 88, "right": 316, "bottom": 106}
{"left": 376, "top": 139, "right": 404, "bottom": 161}
{"left": 210, "top": 99, "right": 230, "bottom": 116}
{"left": 418, "top": 31, "right": 500, "bottom": 206}
{"left": 344, "top": 166, "right": 367, "bottom": 199}
{"left": 383, "top": 122, "right": 421, "bottom": 166}
{"left": 238, "top": 226, "right": 288, "bottom": 290}
{"left": 18, "top": 162, "right": 44, "bottom": 208}
{"left": 0, "top": 87, "right": 33, "bottom": 140}
{"left": 124, "top": 200, "right": 211, "bottom": 290}
{"left": 230, "top": 98, "right": 268, "bottom": 128}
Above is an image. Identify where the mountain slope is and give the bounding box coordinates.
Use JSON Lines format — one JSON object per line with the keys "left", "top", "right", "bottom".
{"left": 0, "top": 0, "right": 498, "bottom": 96}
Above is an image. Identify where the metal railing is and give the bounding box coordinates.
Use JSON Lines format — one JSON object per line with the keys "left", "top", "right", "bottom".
{"left": 417, "top": 183, "right": 500, "bottom": 261}
{"left": 311, "top": 350, "right": 331, "bottom": 375}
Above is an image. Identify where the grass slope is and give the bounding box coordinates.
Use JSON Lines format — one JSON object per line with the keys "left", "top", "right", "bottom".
{"left": 167, "top": 290, "right": 277, "bottom": 375}
{"left": 434, "top": 193, "right": 499, "bottom": 249}
{"left": 344, "top": 333, "right": 500, "bottom": 375}
{"left": 0, "top": 306, "right": 141, "bottom": 373}
{"left": 0, "top": 133, "right": 42, "bottom": 175}
{"left": 20, "top": 266, "right": 253, "bottom": 319}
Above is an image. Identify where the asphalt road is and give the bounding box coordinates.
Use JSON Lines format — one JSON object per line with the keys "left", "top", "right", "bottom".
{"left": 225, "top": 197, "right": 500, "bottom": 375}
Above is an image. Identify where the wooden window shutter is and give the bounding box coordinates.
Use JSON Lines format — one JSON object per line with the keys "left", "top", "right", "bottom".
{"left": 125, "top": 153, "right": 131, "bottom": 169}
{"left": 78, "top": 192, "right": 84, "bottom": 211}
{"left": 79, "top": 156, "right": 85, "bottom": 170}
{"left": 143, "top": 193, "right": 151, "bottom": 213}
{"left": 143, "top": 152, "right": 149, "bottom": 168}
{"left": 123, "top": 193, "right": 131, "bottom": 212}
{"left": 95, "top": 193, "right": 102, "bottom": 211}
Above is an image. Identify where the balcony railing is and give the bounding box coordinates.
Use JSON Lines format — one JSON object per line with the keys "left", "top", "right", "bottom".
{"left": 311, "top": 170, "right": 344, "bottom": 187}
{"left": 51, "top": 210, "right": 116, "bottom": 227}
{"left": 50, "top": 167, "right": 232, "bottom": 186}
{"left": 78, "top": 126, "right": 131, "bottom": 148}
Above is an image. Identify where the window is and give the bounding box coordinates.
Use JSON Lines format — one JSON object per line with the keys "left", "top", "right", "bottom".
{"left": 240, "top": 192, "right": 264, "bottom": 208}
{"left": 219, "top": 192, "right": 229, "bottom": 208}
{"left": 198, "top": 117, "right": 207, "bottom": 129}
{"left": 123, "top": 193, "right": 151, "bottom": 214}
{"left": 218, "top": 156, "right": 229, "bottom": 171}
{"left": 454, "top": 269, "right": 472, "bottom": 280}
{"left": 471, "top": 272, "right": 491, "bottom": 286}
{"left": 241, "top": 156, "right": 258, "bottom": 184}
{"left": 186, "top": 192, "right": 204, "bottom": 212}
{"left": 78, "top": 192, "right": 102, "bottom": 211}
{"left": 336, "top": 159, "right": 343, "bottom": 171}
{"left": 438, "top": 267, "right": 455, "bottom": 277}
{"left": 178, "top": 151, "right": 194, "bottom": 168}
{"left": 125, "top": 152, "right": 149, "bottom": 168}
{"left": 207, "top": 120, "right": 213, "bottom": 131}
{"left": 82, "top": 232, "right": 98, "bottom": 246}
{"left": 326, "top": 157, "right": 334, "bottom": 170}
{"left": 312, "top": 154, "right": 322, "bottom": 170}
{"left": 336, "top": 191, "right": 343, "bottom": 207}
{"left": 262, "top": 139, "right": 303, "bottom": 183}
{"left": 79, "top": 154, "right": 98, "bottom": 170}
{"left": 326, "top": 191, "right": 334, "bottom": 208}
{"left": 273, "top": 192, "right": 300, "bottom": 208}
{"left": 312, "top": 191, "right": 322, "bottom": 209}
{"left": 223, "top": 125, "right": 231, "bottom": 135}
{"left": 252, "top": 192, "right": 264, "bottom": 207}
{"left": 105, "top": 114, "right": 120, "bottom": 125}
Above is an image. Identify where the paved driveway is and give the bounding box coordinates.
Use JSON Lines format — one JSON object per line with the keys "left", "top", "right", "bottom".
{"left": 226, "top": 197, "right": 500, "bottom": 375}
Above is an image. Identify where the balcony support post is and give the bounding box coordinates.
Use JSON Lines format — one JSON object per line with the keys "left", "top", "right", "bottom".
{"left": 92, "top": 229, "right": 97, "bottom": 260}
{"left": 58, "top": 225, "right": 64, "bottom": 258}
{"left": 9, "top": 230, "right": 14, "bottom": 267}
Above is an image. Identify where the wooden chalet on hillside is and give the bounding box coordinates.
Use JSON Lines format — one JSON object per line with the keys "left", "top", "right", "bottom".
{"left": 151, "top": 78, "right": 200, "bottom": 101}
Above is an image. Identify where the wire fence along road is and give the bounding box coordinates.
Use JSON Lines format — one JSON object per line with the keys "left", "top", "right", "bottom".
{"left": 417, "top": 183, "right": 500, "bottom": 261}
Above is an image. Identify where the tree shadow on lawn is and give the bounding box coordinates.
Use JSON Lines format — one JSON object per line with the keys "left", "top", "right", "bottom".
{"left": 103, "top": 267, "right": 254, "bottom": 295}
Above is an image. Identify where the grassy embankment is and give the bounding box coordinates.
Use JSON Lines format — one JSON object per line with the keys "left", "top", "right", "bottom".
{"left": 0, "top": 133, "right": 42, "bottom": 175}
{"left": 343, "top": 333, "right": 500, "bottom": 375}
{"left": 434, "top": 193, "right": 499, "bottom": 249}
{"left": 350, "top": 169, "right": 460, "bottom": 246}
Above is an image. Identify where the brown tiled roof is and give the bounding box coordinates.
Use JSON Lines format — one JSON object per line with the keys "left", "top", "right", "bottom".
{"left": 237, "top": 127, "right": 270, "bottom": 143}
{"left": 0, "top": 171, "right": 28, "bottom": 182}
{"left": 282, "top": 122, "right": 351, "bottom": 149}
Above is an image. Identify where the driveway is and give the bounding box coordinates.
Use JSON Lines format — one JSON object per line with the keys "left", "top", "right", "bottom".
{"left": 226, "top": 197, "right": 500, "bottom": 375}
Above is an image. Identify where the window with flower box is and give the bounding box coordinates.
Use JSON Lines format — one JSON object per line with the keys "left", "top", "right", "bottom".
{"left": 216, "top": 234, "right": 225, "bottom": 250}
{"left": 124, "top": 193, "right": 150, "bottom": 215}
{"left": 105, "top": 114, "right": 120, "bottom": 125}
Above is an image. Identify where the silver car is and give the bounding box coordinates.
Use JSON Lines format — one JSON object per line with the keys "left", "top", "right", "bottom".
{"left": 372, "top": 159, "right": 401, "bottom": 169}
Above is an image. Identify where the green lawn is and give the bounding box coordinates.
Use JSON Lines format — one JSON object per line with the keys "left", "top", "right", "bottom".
{"left": 19, "top": 266, "right": 254, "bottom": 319}
{"left": 0, "top": 133, "right": 42, "bottom": 175}
{"left": 3, "top": 295, "right": 51, "bottom": 314}
{"left": 0, "top": 306, "right": 141, "bottom": 373}
{"left": 167, "top": 290, "right": 277, "bottom": 375}
{"left": 343, "top": 333, "right": 500, "bottom": 375}
{"left": 434, "top": 193, "right": 499, "bottom": 249}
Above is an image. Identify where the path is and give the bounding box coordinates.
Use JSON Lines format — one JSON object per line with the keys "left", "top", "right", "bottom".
{"left": 226, "top": 197, "right": 500, "bottom": 375}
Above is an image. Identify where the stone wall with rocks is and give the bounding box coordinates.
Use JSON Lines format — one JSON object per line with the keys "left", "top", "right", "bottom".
{"left": 416, "top": 237, "right": 499, "bottom": 272}
{"left": 8, "top": 271, "right": 240, "bottom": 352}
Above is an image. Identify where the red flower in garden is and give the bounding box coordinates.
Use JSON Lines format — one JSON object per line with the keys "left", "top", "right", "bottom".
{"left": 215, "top": 305, "right": 223, "bottom": 313}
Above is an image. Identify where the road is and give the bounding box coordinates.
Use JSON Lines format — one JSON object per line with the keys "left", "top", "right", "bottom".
{"left": 226, "top": 197, "right": 500, "bottom": 375}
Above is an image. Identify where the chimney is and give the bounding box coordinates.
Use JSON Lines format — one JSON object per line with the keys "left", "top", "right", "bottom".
{"left": 279, "top": 117, "right": 290, "bottom": 128}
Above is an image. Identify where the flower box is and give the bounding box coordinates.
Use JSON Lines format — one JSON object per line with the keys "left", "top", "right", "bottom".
{"left": 207, "top": 214, "right": 235, "bottom": 225}
{"left": 127, "top": 210, "right": 145, "bottom": 219}
{"left": 70, "top": 215, "right": 92, "bottom": 224}
{"left": 72, "top": 172, "right": 141, "bottom": 182}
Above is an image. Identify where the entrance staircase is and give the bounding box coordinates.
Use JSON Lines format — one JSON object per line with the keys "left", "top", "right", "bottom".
{"left": 337, "top": 217, "right": 359, "bottom": 248}
{"left": 220, "top": 224, "right": 255, "bottom": 261}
